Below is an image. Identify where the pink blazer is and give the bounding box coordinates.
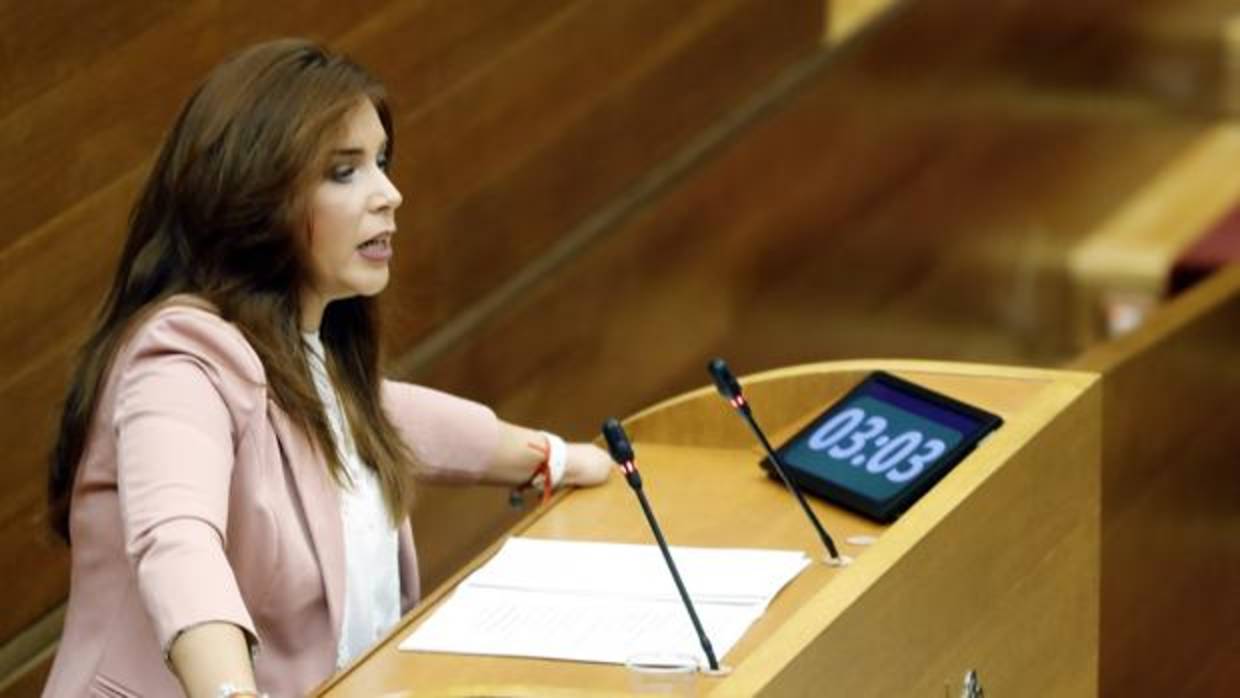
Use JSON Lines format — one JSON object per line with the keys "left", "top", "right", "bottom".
{"left": 42, "top": 303, "right": 499, "bottom": 697}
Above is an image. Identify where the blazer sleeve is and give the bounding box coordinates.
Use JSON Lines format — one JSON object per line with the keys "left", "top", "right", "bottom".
{"left": 113, "top": 308, "right": 264, "bottom": 653}
{"left": 381, "top": 381, "right": 500, "bottom": 483}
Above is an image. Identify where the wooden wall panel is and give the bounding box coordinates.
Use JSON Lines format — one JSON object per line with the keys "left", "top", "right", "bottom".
{"left": 834, "top": 0, "right": 1231, "bottom": 104}
{"left": 1070, "top": 266, "right": 1240, "bottom": 696}
{"left": 1007, "top": 0, "right": 1240, "bottom": 115}
{"left": 340, "top": 0, "right": 569, "bottom": 111}
{"left": 0, "top": 1, "right": 180, "bottom": 117}
{"left": 393, "top": 0, "right": 1238, "bottom": 436}
{"left": 376, "top": 0, "right": 822, "bottom": 344}
{"left": 404, "top": 53, "right": 1212, "bottom": 441}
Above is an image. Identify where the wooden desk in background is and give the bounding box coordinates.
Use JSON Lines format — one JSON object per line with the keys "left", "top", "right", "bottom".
{"left": 315, "top": 361, "right": 1101, "bottom": 697}
{"left": 1067, "top": 125, "right": 1240, "bottom": 343}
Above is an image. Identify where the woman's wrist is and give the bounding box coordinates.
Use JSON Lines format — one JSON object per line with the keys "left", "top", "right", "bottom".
{"left": 539, "top": 431, "right": 567, "bottom": 489}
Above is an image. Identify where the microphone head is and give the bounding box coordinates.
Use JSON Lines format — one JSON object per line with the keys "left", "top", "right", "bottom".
{"left": 707, "top": 357, "right": 743, "bottom": 400}
{"left": 601, "top": 418, "right": 635, "bottom": 464}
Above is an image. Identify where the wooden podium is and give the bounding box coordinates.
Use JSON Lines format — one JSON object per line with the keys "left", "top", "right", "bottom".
{"left": 316, "top": 360, "right": 1101, "bottom": 697}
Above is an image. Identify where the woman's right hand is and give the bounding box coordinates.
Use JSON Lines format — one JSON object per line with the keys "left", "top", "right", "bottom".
{"left": 562, "top": 443, "right": 613, "bottom": 487}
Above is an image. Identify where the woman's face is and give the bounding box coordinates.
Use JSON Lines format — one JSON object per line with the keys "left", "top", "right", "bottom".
{"left": 300, "top": 98, "right": 402, "bottom": 329}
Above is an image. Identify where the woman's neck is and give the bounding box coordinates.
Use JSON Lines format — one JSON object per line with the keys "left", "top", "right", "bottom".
{"left": 300, "top": 289, "right": 327, "bottom": 332}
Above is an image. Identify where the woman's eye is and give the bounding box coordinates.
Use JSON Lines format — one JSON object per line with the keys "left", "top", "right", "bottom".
{"left": 329, "top": 164, "right": 355, "bottom": 183}
{"left": 377, "top": 154, "right": 391, "bottom": 172}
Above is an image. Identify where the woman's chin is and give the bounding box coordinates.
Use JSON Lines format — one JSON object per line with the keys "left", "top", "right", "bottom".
{"left": 352, "top": 271, "right": 391, "bottom": 298}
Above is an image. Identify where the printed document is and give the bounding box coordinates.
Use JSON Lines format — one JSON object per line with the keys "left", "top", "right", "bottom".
{"left": 399, "top": 537, "right": 810, "bottom": 665}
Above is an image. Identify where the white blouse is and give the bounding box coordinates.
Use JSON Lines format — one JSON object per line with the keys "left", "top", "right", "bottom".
{"left": 302, "top": 333, "right": 400, "bottom": 669}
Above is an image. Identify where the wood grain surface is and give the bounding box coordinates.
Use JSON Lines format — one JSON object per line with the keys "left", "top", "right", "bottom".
{"left": 316, "top": 361, "right": 1100, "bottom": 697}
{"left": 1072, "top": 266, "right": 1240, "bottom": 696}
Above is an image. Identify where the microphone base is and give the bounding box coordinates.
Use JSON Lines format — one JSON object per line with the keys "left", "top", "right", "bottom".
{"left": 823, "top": 554, "right": 854, "bottom": 567}
{"left": 701, "top": 664, "right": 734, "bottom": 677}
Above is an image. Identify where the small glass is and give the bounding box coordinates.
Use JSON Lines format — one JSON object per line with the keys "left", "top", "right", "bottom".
{"left": 624, "top": 651, "right": 700, "bottom": 695}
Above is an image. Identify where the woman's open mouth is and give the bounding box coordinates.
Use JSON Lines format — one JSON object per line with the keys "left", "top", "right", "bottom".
{"left": 357, "top": 233, "right": 393, "bottom": 262}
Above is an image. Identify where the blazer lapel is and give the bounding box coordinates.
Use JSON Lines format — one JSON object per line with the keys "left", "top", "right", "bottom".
{"left": 268, "top": 402, "right": 346, "bottom": 644}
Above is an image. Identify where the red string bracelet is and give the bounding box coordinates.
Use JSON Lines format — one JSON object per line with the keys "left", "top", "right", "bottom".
{"left": 509, "top": 438, "right": 553, "bottom": 506}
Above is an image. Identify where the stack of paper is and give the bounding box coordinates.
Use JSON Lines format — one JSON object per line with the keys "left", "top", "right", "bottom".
{"left": 400, "top": 537, "right": 810, "bottom": 666}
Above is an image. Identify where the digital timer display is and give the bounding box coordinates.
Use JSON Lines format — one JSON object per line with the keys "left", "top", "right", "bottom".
{"left": 765, "top": 372, "right": 1002, "bottom": 522}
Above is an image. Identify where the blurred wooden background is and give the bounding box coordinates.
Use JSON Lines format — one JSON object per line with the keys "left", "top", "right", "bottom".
{"left": 1, "top": 0, "right": 1237, "bottom": 695}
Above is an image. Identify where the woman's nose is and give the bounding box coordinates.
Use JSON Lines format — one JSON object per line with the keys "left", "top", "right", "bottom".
{"left": 373, "top": 172, "right": 402, "bottom": 212}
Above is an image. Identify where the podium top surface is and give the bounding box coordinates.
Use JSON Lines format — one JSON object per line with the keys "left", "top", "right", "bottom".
{"left": 317, "top": 360, "right": 1098, "bottom": 697}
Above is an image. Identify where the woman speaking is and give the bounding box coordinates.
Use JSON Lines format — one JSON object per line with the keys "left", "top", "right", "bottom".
{"left": 42, "top": 39, "right": 611, "bottom": 698}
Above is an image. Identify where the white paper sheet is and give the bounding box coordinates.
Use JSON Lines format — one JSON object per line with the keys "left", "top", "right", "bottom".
{"left": 399, "top": 537, "right": 810, "bottom": 666}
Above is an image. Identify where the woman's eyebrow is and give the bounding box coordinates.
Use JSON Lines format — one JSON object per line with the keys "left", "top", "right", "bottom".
{"left": 330, "top": 139, "right": 388, "bottom": 157}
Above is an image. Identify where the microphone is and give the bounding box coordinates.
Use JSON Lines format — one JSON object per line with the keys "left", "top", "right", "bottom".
{"left": 707, "top": 358, "right": 843, "bottom": 563}
{"left": 602, "top": 418, "right": 720, "bottom": 672}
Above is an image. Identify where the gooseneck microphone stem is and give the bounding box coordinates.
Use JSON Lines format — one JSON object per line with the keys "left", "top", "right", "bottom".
{"left": 708, "top": 358, "right": 841, "bottom": 562}
{"left": 736, "top": 403, "right": 841, "bottom": 561}
{"left": 631, "top": 482, "right": 719, "bottom": 672}
{"left": 602, "top": 419, "right": 719, "bottom": 672}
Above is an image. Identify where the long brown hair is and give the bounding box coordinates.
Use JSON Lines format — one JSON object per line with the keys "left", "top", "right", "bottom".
{"left": 48, "top": 38, "right": 416, "bottom": 542}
